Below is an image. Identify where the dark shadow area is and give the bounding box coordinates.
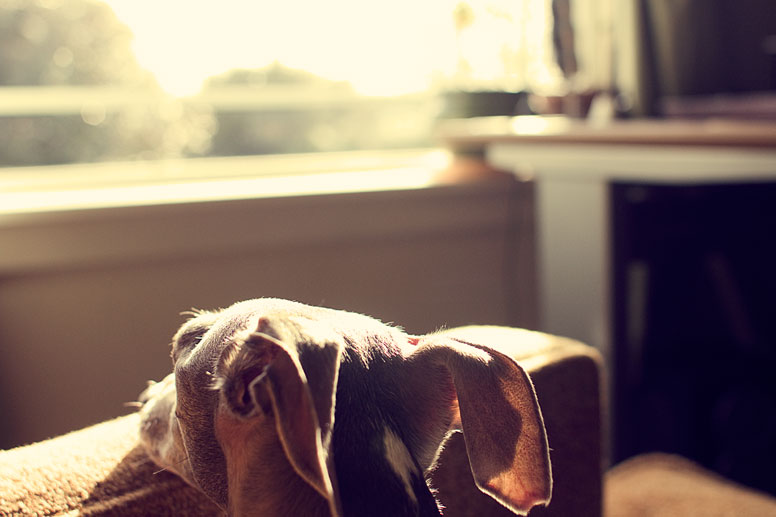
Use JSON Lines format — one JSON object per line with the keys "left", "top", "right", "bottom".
{"left": 612, "top": 181, "right": 776, "bottom": 496}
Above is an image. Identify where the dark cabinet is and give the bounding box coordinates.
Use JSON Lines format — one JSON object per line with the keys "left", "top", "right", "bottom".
{"left": 611, "top": 182, "right": 776, "bottom": 495}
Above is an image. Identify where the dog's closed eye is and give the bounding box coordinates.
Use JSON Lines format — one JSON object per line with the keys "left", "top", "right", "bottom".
{"left": 171, "top": 310, "right": 221, "bottom": 362}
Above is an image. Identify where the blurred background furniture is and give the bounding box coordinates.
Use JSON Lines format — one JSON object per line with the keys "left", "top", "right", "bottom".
{"left": 441, "top": 117, "right": 776, "bottom": 496}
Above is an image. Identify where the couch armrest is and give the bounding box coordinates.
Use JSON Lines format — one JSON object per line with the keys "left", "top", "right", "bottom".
{"left": 431, "top": 326, "right": 604, "bottom": 517}
{"left": 0, "top": 327, "right": 603, "bottom": 517}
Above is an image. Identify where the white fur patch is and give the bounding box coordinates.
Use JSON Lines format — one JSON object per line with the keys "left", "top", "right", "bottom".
{"left": 383, "top": 427, "right": 419, "bottom": 505}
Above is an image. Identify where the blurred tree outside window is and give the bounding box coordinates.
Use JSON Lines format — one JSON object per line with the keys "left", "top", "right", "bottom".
{"left": 0, "top": 0, "right": 217, "bottom": 166}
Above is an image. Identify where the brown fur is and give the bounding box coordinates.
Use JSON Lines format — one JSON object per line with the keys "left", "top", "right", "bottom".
{"left": 215, "top": 404, "right": 330, "bottom": 516}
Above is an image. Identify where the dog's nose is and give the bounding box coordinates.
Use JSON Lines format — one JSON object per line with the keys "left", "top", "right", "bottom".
{"left": 137, "top": 380, "right": 158, "bottom": 405}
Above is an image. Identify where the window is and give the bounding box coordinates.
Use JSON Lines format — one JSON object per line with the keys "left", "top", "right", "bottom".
{"left": 0, "top": 0, "right": 564, "bottom": 172}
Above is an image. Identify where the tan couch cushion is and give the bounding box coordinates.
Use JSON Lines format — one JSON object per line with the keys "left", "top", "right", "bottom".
{"left": 605, "top": 453, "right": 776, "bottom": 517}
{"left": 0, "top": 413, "right": 218, "bottom": 516}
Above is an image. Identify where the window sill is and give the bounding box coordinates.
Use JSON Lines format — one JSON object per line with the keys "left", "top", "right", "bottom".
{"left": 0, "top": 149, "right": 522, "bottom": 276}
{"left": 0, "top": 149, "right": 448, "bottom": 215}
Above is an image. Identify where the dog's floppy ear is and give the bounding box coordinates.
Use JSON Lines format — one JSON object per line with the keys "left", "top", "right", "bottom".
{"left": 406, "top": 335, "right": 552, "bottom": 515}
{"left": 215, "top": 317, "right": 343, "bottom": 516}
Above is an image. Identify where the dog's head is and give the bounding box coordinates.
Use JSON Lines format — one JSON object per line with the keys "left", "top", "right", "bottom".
{"left": 138, "top": 298, "right": 551, "bottom": 516}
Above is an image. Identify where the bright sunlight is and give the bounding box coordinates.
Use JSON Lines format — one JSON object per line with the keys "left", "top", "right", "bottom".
{"left": 0, "top": 0, "right": 560, "bottom": 167}
{"left": 101, "top": 0, "right": 556, "bottom": 97}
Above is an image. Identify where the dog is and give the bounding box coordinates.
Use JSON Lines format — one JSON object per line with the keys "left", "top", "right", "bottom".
{"left": 138, "top": 298, "right": 552, "bottom": 516}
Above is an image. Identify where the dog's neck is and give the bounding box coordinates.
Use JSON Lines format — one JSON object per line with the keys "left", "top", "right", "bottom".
{"left": 329, "top": 349, "right": 445, "bottom": 517}
{"left": 332, "top": 424, "right": 443, "bottom": 517}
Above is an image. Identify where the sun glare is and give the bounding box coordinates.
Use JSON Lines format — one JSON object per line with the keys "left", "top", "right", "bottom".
{"left": 102, "top": 0, "right": 461, "bottom": 97}
{"left": 100, "top": 0, "right": 557, "bottom": 97}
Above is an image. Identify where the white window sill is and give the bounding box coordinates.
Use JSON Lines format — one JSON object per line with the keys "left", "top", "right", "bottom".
{"left": 0, "top": 149, "right": 449, "bottom": 215}
{"left": 0, "top": 149, "right": 522, "bottom": 276}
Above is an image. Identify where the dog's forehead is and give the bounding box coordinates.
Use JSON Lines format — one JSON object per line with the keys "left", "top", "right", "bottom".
{"left": 214, "top": 298, "right": 407, "bottom": 353}
{"left": 175, "top": 300, "right": 304, "bottom": 364}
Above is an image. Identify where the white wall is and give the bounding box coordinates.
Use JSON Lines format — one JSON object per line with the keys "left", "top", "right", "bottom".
{"left": 0, "top": 177, "right": 536, "bottom": 448}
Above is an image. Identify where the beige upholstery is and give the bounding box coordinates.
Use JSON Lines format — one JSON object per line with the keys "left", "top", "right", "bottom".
{"left": 0, "top": 414, "right": 217, "bottom": 516}
{"left": 0, "top": 327, "right": 602, "bottom": 516}
{"left": 605, "top": 453, "right": 776, "bottom": 517}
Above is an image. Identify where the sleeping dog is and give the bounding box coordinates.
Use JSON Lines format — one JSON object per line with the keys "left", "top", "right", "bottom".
{"left": 138, "top": 298, "right": 552, "bottom": 516}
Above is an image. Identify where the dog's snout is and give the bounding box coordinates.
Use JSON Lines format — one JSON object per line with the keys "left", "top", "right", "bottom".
{"left": 137, "top": 381, "right": 157, "bottom": 406}
{"left": 140, "top": 415, "right": 164, "bottom": 440}
{"left": 137, "top": 374, "right": 178, "bottom": 443}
